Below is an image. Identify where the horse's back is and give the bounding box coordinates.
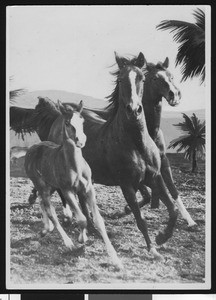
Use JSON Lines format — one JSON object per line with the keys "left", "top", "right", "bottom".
{"left": 25, "top": 141, "right": 59, "bottom": 180}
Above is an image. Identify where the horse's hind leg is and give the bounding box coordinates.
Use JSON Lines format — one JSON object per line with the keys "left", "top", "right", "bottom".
{"left": 61, "top": 190, "right": 88, "bottom": 244}
{"left": 40, "top": 189, "right": 75, "bottom": 250}
{"left": 40, "top": 201, "right": 54, "bottom": 236}
{"left": 28, "top": 187, "right": 38, "bottom": 204}
{"left": 121, "top": 183, "right": 163, "bottom": 260}
{"left": 82, "top": 184, "right": 123, "bottom": 269}
{"left": 77, "top": 190, "right": 101, "bottom": 238}
{"left": 150, "top": 173, "right": 178, "bottom": 245}
{"left": 57, "top": 188, "right": 73, "bottom": 223}
{"left": 161, "top": 155, "right": 197, "bottom": 227}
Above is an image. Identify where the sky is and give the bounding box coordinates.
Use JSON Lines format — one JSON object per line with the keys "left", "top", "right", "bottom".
{"left": 7, "top": 5, "right": 209, "bottom": 111}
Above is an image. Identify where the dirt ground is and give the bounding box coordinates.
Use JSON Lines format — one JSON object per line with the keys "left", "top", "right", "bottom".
{"left": 9, "top": 154, "right": 206, "bottom": 286}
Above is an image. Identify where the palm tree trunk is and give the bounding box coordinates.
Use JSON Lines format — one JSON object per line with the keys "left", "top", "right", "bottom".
{"left": 192, "top": 149, "right": 198, "bottom": 172}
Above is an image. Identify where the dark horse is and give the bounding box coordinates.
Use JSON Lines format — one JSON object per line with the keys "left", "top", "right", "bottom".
{"left": 25, "top": 100, "right": 122, "bottom": 269}
{"left": 66, "top": 56, "right": 196, "bottom": 227}
{"left": 16, "top": 52, "right": 178, "bottom": 259}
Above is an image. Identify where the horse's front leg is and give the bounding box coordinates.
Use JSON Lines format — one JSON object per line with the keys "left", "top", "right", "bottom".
{"left": 124, "top": 184, "right": 151, "bottom": 214}
{"left": 121, "top": 184, "right": 163, "bottom": 260}
{"left": 161, "top": 154, "right": 197, "bottom": 227}
{"left": 150, "top": 173, "right": 178, "bottom": 245}
{"left": 57, "top": 188, "right": 73, "bottom": 224}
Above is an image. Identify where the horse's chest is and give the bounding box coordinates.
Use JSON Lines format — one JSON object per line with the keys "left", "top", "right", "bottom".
{"left": 108, "top": 147, "right": 146, "bottom": 181}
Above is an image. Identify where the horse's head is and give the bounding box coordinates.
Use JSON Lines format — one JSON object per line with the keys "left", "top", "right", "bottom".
{"left": 145, "top": 57, "right": 181, "bottom": 106}
{"left": 58, "top": 100, "right": 86, "bottom": 148}
{"left": 115, "top": 52, "right": 146, "bottom": 120}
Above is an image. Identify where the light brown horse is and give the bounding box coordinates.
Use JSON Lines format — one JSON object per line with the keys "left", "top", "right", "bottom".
{"left": 24, "top": 100, "right": 122, "bottom": 269}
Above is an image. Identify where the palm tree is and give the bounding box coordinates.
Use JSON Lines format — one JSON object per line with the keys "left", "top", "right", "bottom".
{"left": 156, "top": 8, "right": 205, "bottom": 83}
{"left": 168, "top": 113, "right": 205, "bottom": 172}
{"left": 9, "top": 76, "right": 27, "bottom": 104}
{"left": 10, "top": 88, "right": 27, "bottom": 104}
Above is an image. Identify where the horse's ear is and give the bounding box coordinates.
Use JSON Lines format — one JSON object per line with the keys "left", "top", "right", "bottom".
{"left": 77, "top": 100, "right": 83, "bottom": 113}
{"left": 163, "top": 57, "right": 169, "bottom": 69}
{"left": 134, "top": 52, "right": 147, "bottom": 69}
{"left": 115, "top": 51, "right": 127, "bottom": 69}
{"left": 57, "top": 99, "right": 65, "bottom": 114}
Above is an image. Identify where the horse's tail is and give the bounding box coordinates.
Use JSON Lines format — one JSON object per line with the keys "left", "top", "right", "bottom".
{"left": 10, "top": 106, "right": 36, "bottom": 140}
{"left": 10, "top": 97, "right": 61, "bottom": 141}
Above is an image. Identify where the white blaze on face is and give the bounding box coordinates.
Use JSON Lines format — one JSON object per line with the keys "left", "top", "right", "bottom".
{"left": 70, "top": 112, "right": 86, "bottom": 147}
{"left": 158, "top": 70, "right": 177, "bottom": 93}
{"left": 157, "top": 70, "right": 168, "bottom": 83}
{"left": 129, "top": 70, "right": 140, "bottom": 110}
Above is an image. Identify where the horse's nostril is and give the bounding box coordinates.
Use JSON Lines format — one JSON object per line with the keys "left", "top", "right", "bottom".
{"left": 126, "top": 105, "right": 133, "bottom": 114}
{"left": 169, "top": 90, "right": 174, "bottom": 99}
{"left": 137, "top": 105, "right": 142, "bottom": 114}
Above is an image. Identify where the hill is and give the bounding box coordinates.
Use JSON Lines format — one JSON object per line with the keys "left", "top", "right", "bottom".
{"left": 9, "top": 90, "right": 205, "bottom": 152}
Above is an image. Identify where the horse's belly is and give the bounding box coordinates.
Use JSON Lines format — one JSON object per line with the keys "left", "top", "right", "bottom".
{"left": 25, "top": 143, "right": 60, "bottom": 188}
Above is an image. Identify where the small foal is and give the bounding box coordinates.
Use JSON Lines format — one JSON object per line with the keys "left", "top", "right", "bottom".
{"left": 25, "top": 100, "right": 122, "bottom": 269}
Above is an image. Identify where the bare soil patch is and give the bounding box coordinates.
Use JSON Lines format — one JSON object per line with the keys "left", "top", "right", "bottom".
{"left": 9, "top": 154, "right": 206, "bottom": 285}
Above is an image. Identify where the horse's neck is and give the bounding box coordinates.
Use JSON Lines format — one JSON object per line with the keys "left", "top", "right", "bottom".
{"left": 62, "top": 138, "right": 83, "bottom": 172}
{"left": 111, "top": 100, "right": 150, "bottom": 149}
{"left": 143, "top": 86, "right": 162, "bottom": 140}
{"left": 48, "top": 117, "right": 65, "bottom": 144}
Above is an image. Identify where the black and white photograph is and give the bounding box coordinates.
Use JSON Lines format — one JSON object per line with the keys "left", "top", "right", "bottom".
{"left": 6, "top": 5, "right": 211, "bottom": 289}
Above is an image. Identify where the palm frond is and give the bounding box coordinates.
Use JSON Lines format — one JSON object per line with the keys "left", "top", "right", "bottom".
{"left": 173, "top": 113, "right": 196, "bottom": 134}
{"left": 168, "top": 134, "right": 193, "bottom": 152}
{"left": 10, "top": 89, "right": 28, "bottom": 104}
{"left": 156, "top": 8, "right": 205, "bottom": 83}
{"left": 168, "top": 112, "right": 205, "bottom": 164}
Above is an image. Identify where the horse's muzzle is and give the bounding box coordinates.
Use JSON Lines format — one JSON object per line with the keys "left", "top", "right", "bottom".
{"left": 168, "top": 90, "right": 181, "bottom": 106}
{"left": 126, "top": 104, "right": 143, "bottom": 119}
{"left": 75, "top": 136, "right": 86, "bottom": 148}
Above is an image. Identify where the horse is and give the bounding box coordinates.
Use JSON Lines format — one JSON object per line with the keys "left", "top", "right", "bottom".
{"left": 122, "top": 57, "right": 196, "bottom": 227}
{"left": 22, "top": 52, "right": 179, "bottom": 259}
{"left": 63, "top": 56, "right": 196, "bottom": 227}
{"left": 24, "top": 100, "right": 122, "bottom": 269}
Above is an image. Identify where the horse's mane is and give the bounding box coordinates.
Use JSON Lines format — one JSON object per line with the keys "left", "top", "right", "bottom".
{"left": 27, "top": 97, "right": 61, "bottom": 138}
{"left": 106, "top": 55, "right": 142, "bottom": 120}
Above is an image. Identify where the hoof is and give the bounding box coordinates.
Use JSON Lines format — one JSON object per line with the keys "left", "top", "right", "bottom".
{"left": 28, "top": 194, "right": 37, "bottom": 205}
{"left": 186, "top": 223, "right": 199, "bottom": 232}
{"left": 40, "top": 229, "right": 48, "bottom": 237}
{"left": 156, "top": 231, "right": 170, "bottom": 245}
{"left": 64, "top": 237, "right": 75, "bottom": 250}
{"left": 78, "top": 230, "right": 88, "bottom": 244}
{"left": 150, "top": 247, "right": 164, "bottom": 261}
{"left": 63, "top": 217, "right": 72, "bottom": 226}
{"left": 113, "top": 259, "right": 124, "bottom": 271}
{"left": 71, "top": 245, "right": 85, "bottom": 256}
{"left": 124, "top": 205, "right": 131, "bottom": 214}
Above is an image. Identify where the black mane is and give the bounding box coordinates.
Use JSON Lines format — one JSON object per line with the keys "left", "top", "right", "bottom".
{"left": 106, "top": 56, "right": 139, "bottom": 120}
